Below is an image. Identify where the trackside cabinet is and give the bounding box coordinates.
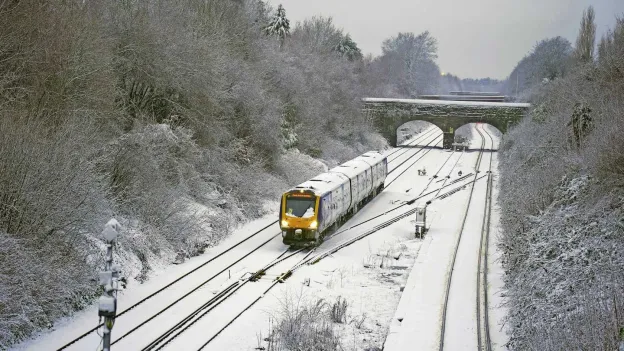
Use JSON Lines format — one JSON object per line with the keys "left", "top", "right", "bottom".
{"left": 415, "top": 203, "right": 427, "bottom": 238}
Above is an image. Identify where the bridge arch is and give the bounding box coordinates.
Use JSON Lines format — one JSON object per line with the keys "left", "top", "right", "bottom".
{"left": 455, "top": 122, "right": 503, "bottom": 149}
{"left": 363, "top": 98, "right": 529, "bottom": 148}
{"left": 396, "top": 120, "right": 443, "bottom": 145}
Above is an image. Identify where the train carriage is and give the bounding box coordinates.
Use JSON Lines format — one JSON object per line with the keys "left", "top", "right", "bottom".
{"left": 280, "top": 151, "right": 388, "bottom": 247}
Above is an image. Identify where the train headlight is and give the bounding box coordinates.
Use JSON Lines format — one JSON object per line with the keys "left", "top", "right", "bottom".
{"left": 281, "top": 220, "right": 289, "bottom": 228}
{"left": 309, "top": 221, "right": 318, "bottom": 229}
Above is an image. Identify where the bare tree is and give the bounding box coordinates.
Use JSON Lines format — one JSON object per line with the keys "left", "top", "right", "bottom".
{"left": 373, "top": 31, "right": 440, "bottom": 97}
{"left": 574, "top": 6, "right": 596, "bottom": 64}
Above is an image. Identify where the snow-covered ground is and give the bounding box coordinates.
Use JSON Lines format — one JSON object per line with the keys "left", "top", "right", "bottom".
{"left": 384, "top": 124, "right": 508, "bottom": 351}
{"left": 15, "top": 124, "right": 508, "bottom": 351}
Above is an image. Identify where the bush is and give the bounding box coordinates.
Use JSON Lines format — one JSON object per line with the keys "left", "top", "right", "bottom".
{"left": 330, "top": 296, "right": 348, "bottom": 324}
{"left": 267, "top": 293, "right": 343, "bottom": 351}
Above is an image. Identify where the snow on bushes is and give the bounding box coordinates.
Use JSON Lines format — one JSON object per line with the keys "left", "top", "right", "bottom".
{"left": 498, "top": 16, "right": 624, "bottom": 346}
{"left": 500, "top": 175, "right": 624, "bottom": 350}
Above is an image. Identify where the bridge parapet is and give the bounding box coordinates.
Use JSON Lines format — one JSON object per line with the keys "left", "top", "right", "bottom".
{"left": 363, "top": 98, "right": 530, "bottom": 147}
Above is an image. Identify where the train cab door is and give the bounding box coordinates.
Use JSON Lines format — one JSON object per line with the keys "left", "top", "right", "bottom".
{"left": 353, "top": 175, "right": 359, "bottom": 203}
{"left": 357, "top": 174, "right": 363, "bottom": 202}
{"left": 321, "top": 194, "right": 331, "bottom": 229}
{"left": 373, "top": 164, "right": 379, "bottom": 188}
{"left": 333, "top": 188, "right": 341, "bottom": 221}
{"left": 383, "top": 158, "right": 388, "bottom": 178}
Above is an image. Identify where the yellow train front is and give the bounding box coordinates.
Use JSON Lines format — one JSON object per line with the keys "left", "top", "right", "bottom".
{"left": 279, "top": 189, "right": 321, "bottom": 247}
{"left": 279, "top": 151, "right": 388, "bottom": 247}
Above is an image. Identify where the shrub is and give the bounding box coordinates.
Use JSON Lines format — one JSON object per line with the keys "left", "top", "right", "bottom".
{"left": 267, "top": 293, "right": 342, "bottom": 351}
{"left": 330, "top": 296, "right": 348, "bottom": 324}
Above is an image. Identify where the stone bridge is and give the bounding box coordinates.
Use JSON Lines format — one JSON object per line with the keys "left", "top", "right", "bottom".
{"left": 363, "top": 98, "right": 530, "bottom": 148}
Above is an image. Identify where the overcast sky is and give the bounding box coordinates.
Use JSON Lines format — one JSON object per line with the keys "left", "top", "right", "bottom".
{"left": 268, "top": 0, "right": 624, "bottom": 80}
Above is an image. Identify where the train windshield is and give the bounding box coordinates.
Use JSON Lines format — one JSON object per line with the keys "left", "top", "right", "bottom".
{"left": 285, "top": 196, "right": 316, "bottom": 218}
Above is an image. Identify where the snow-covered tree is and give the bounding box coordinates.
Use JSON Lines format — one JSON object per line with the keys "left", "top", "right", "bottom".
{"left": 264, "top": 4, "right": 290, "bottom": 45}
{"left": 373, "top": 31, "right": 441, "bottom": 97}
{"left": 574, "top": 6, "right": 596, "bottom": 64}
{"left": 597, "top": 17, "right": 624, "bottom": 79}
{"left": 334, "top": 34, "right": 362, "bottom": 61}
{"left": 503, "top": 37, "right": 572, "bottom": 97}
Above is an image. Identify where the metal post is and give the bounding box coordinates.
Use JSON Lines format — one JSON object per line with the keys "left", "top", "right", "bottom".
{"left": 102, "top": 242, "right": 113, "bottom": 351}
{"left": 99, "top": 219, "right": 122, "bottom": 351}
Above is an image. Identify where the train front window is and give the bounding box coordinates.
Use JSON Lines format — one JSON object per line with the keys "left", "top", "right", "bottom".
{"left": 285, "top": 197, "right": 316, "bottom": 218}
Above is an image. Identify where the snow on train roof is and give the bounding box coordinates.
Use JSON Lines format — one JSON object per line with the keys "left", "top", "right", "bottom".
{"left": 290, "top": 151, "right": 386, "bottom": 195}
{"left": 294, "top": 172, "right": 347, "bottom": 195}
{"left": 358, "top": 151, "right": 386, "bottom": 163}
{"left": 329, "top": 159, "right": 371, "bottom": 178}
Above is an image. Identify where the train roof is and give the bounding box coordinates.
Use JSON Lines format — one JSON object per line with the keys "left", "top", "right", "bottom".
{"left": 329, "top": 159, "right": 372, "bottom": 179}
{"left": 288, "top": 151, "right": 386, "bottom": 196}
{"left": 293, "top": 172, "right": 348, "bottom": 195}
{"left": 358, "top": 151, "right": 386, "bottom": 164}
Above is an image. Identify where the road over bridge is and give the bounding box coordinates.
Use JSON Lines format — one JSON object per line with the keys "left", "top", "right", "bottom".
{"left": 363, "top": 98, "right": 530, "bottom": 148}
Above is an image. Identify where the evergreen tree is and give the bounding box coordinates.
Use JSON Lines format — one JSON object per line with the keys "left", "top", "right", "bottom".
{"left": 264, "top": 4, "right": 290, "bottom": 46}
{"left": 334, "top": 34, "right": 363, "bottom": 61}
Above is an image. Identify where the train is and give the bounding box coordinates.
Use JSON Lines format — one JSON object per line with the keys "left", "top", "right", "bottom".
{"left": 279, "top": 151, "right": 388, "bottom": 247}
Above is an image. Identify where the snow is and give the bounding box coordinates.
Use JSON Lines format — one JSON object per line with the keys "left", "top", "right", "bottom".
{"left": 384, "top": 151, "right": 479, "bottom": 350}
{"left": 363, "top": 97, "right": 531, "bottom": 108}
{"left": 14, "top": 214, "right": 283, "bottom": 351}
{"left": 330, "top": 159, "right": 371, "bottom": 179}
{"left": 384, "top": 124, "right": 508, "bottom": 351}
{"left": 286, "top": 207, "right": 315, "bottom": 218}
{"left": 102, "top": 218, "right": 121, "bottom": 241}
{"left": 98, "top": 296, "right": 116, "bottom": 314}
{"left": 18, "top": 124, "right": 509, "bottom": 351}
{"left": 485, "top": 152, "right": 509, "bottom": 349}
{"left": 296, "top": 172, "right": 347, "bottom": 195}
{"left": 302, "top": 207, "right": 315, "bottom": 218}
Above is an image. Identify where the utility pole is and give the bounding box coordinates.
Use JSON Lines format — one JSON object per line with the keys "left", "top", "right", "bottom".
{"left": 99, "top": 219, "right": 122, "bottom": 351}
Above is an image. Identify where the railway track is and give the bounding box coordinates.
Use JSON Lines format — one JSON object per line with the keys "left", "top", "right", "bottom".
{"left": 56, "top": 222, "right": 281, "bottom": 350}
{"left": 476, "top": 127, "right": 495, "bottom": 351}
{"left": 193, "top": 249, "right": 318, "bottom": 350}
{"left": 386, "top": 128, "right": 439, "bottom": 163}
{"left": 438, "top": 124, "right": 495, "bottom": 351}
{"left": 434, "top": 150, "right": 464, "bottom": 197}
{"left": 416, "top": 147, "right": 460, "bottom": 197}
{"left": 184, "top": 174, "right": 489, "bottom": 349}
{"left": 387, "top": 131, "right": 442, "bottom": 171}
{"left": 57, "top": 130, "right": 440, "bottom": 350}
{"left": 137, "top": 133, "right": 448, "bottom": 349}
{"left": 385, "top": 134, "right": 443, "bottom": 187}
{"left": 140, "top": 248, "right": 305, "bottom": 351}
